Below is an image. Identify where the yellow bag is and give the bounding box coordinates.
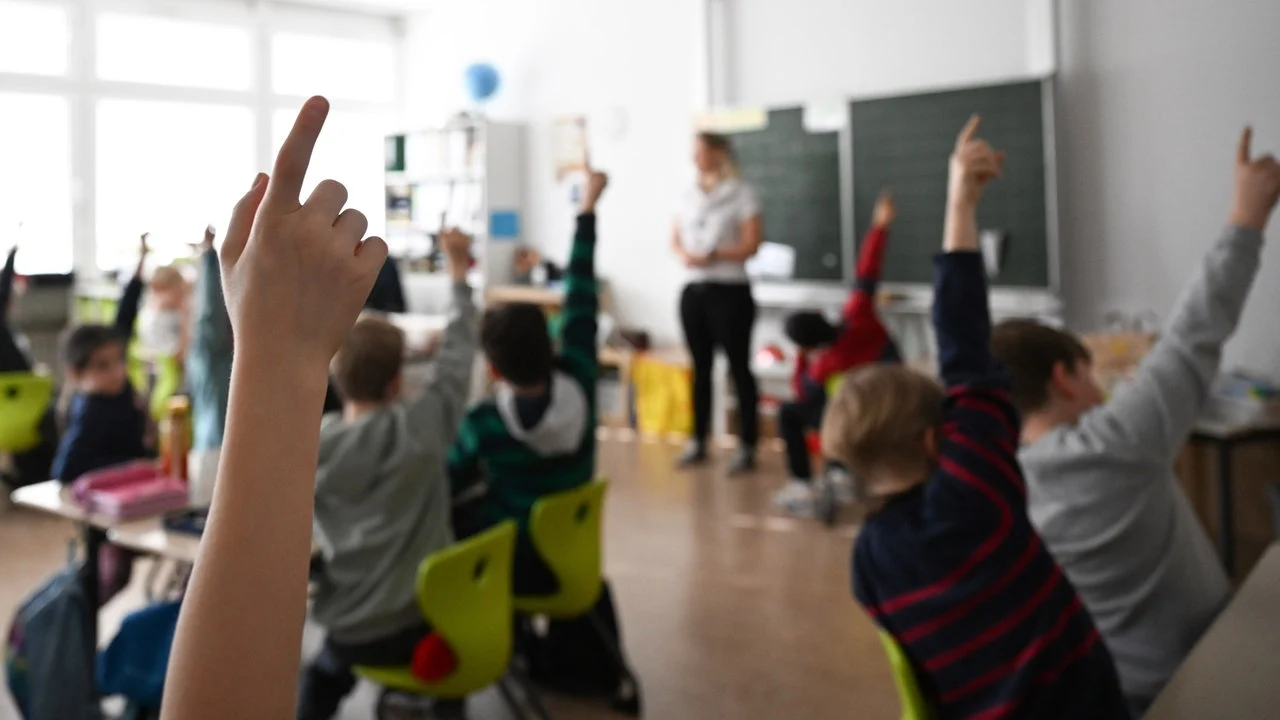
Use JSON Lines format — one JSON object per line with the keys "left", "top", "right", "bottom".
{"left": 630, "top": 354, "right": 693, "bottom": 436}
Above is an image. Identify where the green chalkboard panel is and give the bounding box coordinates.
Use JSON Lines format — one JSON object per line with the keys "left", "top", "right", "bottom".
{"left": 728, "top": 108, "right": 843, "bottom": 281}
{"left": 851, "top": 80, "right": 1050, "bottom": 287}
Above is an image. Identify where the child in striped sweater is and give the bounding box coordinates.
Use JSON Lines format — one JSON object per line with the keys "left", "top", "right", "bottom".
{"left": 822, "top": 117, "right": 1128, "bottom": 719}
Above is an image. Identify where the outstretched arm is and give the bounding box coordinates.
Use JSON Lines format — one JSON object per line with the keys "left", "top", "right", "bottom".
{"left": 558, "top": 170, "right": 607, "bottom": 389}
{"left": 808, "top": 191, "right": 894, "bottom": 381}
{"left": 192, "top": 226, "right": 232, "bottom": 358}
{"left": 0, "top": 245, "right": 16, "bottom": 315}
{"left": 1085, "top": 128, "right": 1279, "bottom": 458}
{"left": 114, "top": 234, "right": 148, "bottom": 340}
{"left": 405, "top": 229, "right": 478, "bottom": 447}
{"left": 162, "top": 97, "right": 388, "bottom": 720}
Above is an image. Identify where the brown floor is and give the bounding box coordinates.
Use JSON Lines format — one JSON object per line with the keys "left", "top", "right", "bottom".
{"left": 0, "top": 437, "right": 899, "bottom": 720}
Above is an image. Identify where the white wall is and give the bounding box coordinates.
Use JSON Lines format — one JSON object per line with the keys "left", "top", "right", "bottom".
{"left": 1056, "top": 0, "right": 1280, "bottom": 376}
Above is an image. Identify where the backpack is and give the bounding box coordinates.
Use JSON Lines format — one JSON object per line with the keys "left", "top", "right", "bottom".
{"left": 5, "top": 563, "right": 100, "bottom": 720}
{"left": 97, "top": 600, "right": 182, "bottom": 708}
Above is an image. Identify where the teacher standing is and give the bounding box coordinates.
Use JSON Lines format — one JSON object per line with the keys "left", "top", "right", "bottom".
{"left": 672, "top": 132, "right": 763, "bottom": 475}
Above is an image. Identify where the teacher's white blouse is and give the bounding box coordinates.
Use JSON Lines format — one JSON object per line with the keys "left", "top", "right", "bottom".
{"left": 676, "top": 179, "right": 760, "bottom": 284}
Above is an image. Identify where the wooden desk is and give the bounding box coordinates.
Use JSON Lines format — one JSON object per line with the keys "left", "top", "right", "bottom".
{"left": 1190, "top": 418, "right": 1280, "bottom": 577}
{"left": 109, "top": 520, "right": 201, "bottom": 564}
{"left": 385, "top": 312, "right": 447, "bottom": 359}
{"left": 1146, "top": 544, "right": 1280, "bottom": 718}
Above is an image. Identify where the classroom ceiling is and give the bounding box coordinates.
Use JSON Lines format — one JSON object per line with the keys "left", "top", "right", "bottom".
{"left": 295, "top": 0, "right": 424, "bottom": 14}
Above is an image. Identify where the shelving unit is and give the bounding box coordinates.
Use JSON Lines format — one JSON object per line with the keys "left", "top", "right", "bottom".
{"left": 385, "top": 118, "right": 526, "bottom": 296}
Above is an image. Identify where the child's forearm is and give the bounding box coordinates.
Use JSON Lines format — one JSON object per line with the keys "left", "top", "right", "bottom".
{"left": 943, "top": 200, "right": 979, "bottom": 254}
{"left": 164, "top": 353, "right": 328, "bottom": 719}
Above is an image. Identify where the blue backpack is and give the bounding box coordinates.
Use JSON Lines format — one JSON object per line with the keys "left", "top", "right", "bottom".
{"left": 5, "top": 563, "right": 100, "bottom": 719}
{"left": 97, "top": 600, "right": 182, "bottom": 708}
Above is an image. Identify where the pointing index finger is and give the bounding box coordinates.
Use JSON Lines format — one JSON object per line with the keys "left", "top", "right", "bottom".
{"left": 1238, "top": 126, "right": 1253, "bottom": 166}
{"left": 956, "top": 115, "right": 982, "bottom": 150}
{"left": 265, "top": 96, "right": 330, "bottom": 209}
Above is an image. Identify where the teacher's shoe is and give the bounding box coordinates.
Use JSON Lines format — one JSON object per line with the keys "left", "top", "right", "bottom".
{"left": 773, "top": 479, "right": 815, "bottom": 517}
{"left": 675, "top": 440, "right": 707, "bottom": 468}
{"left": 726, "top": 447, "right": 755, "bottom": 476}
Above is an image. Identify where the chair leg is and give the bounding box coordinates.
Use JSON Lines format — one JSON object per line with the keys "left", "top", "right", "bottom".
{"left": 585, "top": 609, "right": 642, "bottom": 717}
{"left": 497, "top": 675, "right": 532, "bottom": 720}
{"left": 508, "top": 661, "right": 552, "bottom": 720}
{"left": 143, "top": 558, "right": 164, "bottom": 602}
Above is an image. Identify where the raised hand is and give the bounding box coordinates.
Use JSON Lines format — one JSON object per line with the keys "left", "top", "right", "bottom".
{"left": 947, "top": 115, "right": 1005, "bottom": 210}
{"left": 872, "top": 190, "right": 896, "bottom": 228}
{"left": 1229, "top": 127, "right": 1280, "bottom": 231}
{"left": 201, "top": 225, "right": 216, "bottom": 252}
{"left": 219, "top": 96, "right": 387, "bottom": 370}
{"left": 581, "top": 168, "right": 609, "bottom": 215}
{"left": 439, "top": 227, "right": 473, "bottom": 281}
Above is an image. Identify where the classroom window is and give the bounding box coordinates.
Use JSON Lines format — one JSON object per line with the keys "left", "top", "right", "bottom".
{"left": 0, "top": 93, "right": 73, "bottom": 274}
{"left": 96, "top": 99, "right": 255, "bottom": 271}
{"left": 0, "top": 1, "right": 69, "bottom": 76}
{"left": 271, "top": 32, "right": 397, "bottom": 103}
{"left": 97, "top": 12, "right": 253, "bottom": 91}
{"left": 272, "top": 108, "right": 391, "bottom": 239}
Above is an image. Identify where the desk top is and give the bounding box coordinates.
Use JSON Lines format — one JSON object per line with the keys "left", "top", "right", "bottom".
{"left": 10, "top": 479, "right": 122, "bottom": 530}
{"left": 109, "top": 521, "right": 201, "bottom": 564}
{"left": 1192, "top": 416, "right": 1280, "bottom": 441}
{"left": 1146, "top": 544, "right": 1280, "bottom": 719}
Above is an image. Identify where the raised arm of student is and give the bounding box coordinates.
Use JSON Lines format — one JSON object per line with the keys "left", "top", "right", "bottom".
{"left": 0, "top": 244, "right": 16, "bottom": 316}
{"left": 933, "top": 117, "right": 1021, "bottom": 494}
{"left": 114, "top": 234, "right": 148, "bottom": 341}
{"left": 559, "top": 170, "right": 607, "bottom": 387}
{"left": 162, "top": 97, "right": 387, "bottom": 720}
{"left": 405, "top": 228, "right": 478, "bottom": 447}
{"left": 808, "top": 191, "right": 894, "bottom": 381}
{"left": 1085, "top": 128, "right": 1280, "bottom": 459}
{"left": 192, "top": 226, "right": 231, "bottom": 360}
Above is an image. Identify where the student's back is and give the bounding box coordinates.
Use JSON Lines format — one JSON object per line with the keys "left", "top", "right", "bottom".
{"left": 311, "top": 277, "right": 477, "bottom": 644}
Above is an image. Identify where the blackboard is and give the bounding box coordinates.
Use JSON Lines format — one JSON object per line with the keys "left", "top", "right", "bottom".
{"left": 850, "top": 80, "right": 1050, "bottom": 287}
{"left": 728, "top": 108, "right": 843, "bottom": 281}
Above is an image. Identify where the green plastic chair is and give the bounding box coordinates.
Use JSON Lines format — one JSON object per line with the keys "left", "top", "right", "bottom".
{"left": 130, "top": 351, "right": 183, "bottom": 422}
{"left": 514, "top": 481, "right": 641, "bottom": 716}
{"left": 0, "top": 372, "right": 53, "bottom": 453}
{"left": 826, "top": 371, "right": 847, "bottom": 398}
{"left": 353, "top": 521, "right": 544, "bottom": 718}
{"left": 878, "top": 630, "right": 935, "bottom": 720}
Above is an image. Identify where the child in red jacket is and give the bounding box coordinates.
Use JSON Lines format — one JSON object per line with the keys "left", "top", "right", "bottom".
{"left": 773, "top": 191, "right": 899, "bottom": 516}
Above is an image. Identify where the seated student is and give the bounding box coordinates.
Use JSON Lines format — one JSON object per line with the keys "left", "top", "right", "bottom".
{"left": 186, "top": 225, "right": 232, "bottom": 505}
{"left": 448, "top": 169, "right": 608, "bottom": 595}
{"left": 0, "top": 242, "right": 58, "bottom": 487}
{"left": 989, "top": 128, "right": 1280, "bottom": 715}
{"left": 53, "top": 235, "right": 153, "bottom": 484}
{"left": 774, "top": 190, "right": 900, "bottom": 515}
{"left": 823, "top": 117, "right": 1128, "bottom": 719}
{"left": 299, "top": 228, "right": 477, "bottom": 720}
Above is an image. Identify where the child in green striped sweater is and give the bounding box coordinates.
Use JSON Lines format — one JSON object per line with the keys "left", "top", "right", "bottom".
{"left": 448, "top": 169, "right": 608, "bottom": 595}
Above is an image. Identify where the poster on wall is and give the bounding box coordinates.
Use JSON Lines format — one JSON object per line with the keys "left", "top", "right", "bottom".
{"left": 552, "top": 115, "right": 590, "bottom": 181}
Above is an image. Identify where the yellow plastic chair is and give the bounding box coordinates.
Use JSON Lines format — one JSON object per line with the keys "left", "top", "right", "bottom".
{"left": 0, "top": 372, "right": 53, "bottom": 453}
{"left": 353, "top": 522, "right": 546, "bottom": 719}
{"left": 514, "top": 481, "right": 641, "bottom": 715}
{"left": 878, "top": 630, "right": 935, "bottom": 720}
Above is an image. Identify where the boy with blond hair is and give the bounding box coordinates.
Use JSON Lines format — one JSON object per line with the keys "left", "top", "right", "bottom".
{"left": 990, "top": 128, "right": 1280, "bottom": 715}
{"left": 824, "top": 117, "right": 1128, "bottom": 719}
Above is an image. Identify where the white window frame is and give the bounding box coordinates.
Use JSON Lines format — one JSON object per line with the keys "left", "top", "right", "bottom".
{"left": 0, "top": 0, "right": 403, "bottom": 276}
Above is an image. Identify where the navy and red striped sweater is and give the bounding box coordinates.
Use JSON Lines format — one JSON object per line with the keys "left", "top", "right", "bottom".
{"left": 792, "top": 224, "right": 898, "bottom": 399}
{"left": 852, "top": 252, "right": 1128, "bottom": 720}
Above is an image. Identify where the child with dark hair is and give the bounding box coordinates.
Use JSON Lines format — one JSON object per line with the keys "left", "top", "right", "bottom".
{"left": 448, "top": 169, "right": 607, "bottom": 596}
{"left": 773, "top": 191, "right": 900, "bottom": 516}
{"left": 52, "top": 235, "right": 153, "bottom": 484}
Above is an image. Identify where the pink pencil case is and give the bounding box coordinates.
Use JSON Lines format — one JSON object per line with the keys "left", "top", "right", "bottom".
{"left": 72, "top": 461, "right": 189, "bottom": 520}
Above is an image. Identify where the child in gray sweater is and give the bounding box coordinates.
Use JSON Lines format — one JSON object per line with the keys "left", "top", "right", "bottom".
{"left": 991, "top": 128, "right": 1280, "bottom": 715}
{"left": 299, "top": 230, "right": 477, "bottom": 720}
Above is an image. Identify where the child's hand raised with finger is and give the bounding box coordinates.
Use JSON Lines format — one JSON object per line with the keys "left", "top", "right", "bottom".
{"left": 219, "top": 96, "right": 388, "bottom": 374}
{"left": 947, "top": 115, "right": 1005, "bottom": 211}
{"left": 439, "top": 228, "right": 473, "bottom": 282}
{"left": 1229, "top": 127, "right": 1280, "bottom": 232}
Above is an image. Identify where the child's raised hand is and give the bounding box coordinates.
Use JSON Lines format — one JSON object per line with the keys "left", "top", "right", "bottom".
{"left": 201, "top": 225, "right": 216, "bottom": 252}
{"left": 439, "top": 227, "right": 473, "bottom": 281}
{"left": 139, "top": 232, "right": 151, "bottom": 258}
{"left": 219, "top": 96, "right": 387, "bottom": 371}
{"left": 872, "top": 190, "right": 896, "bottom": 228}
{"left": 947, "top": 115, "right": 1005, "bottom": 210}
{"left": 1229, "top": 127, "right": 1280, "bottom": 231}
{"left": 581, "top": 169, "right": 609, "bottom": 215}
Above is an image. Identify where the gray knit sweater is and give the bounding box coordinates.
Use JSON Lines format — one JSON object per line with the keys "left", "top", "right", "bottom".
{"left": 1019, "top": 226, "right": 1263, "bottom": 709}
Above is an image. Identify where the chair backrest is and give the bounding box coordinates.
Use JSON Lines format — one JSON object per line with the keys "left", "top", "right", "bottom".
{"left": 0, "top": 372, "right": 53, "bottom": 453}
{"left": 825, "top": 371, "right": 846, "bottom": 399}
{"left": 416, "top": 520, "right": 517, "bottom": 696}
{"left": 878, "top": 630, "right": 934, "bottom": 720}
{"left": 519, "top": 481, "right": 607, "bottom": 617}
